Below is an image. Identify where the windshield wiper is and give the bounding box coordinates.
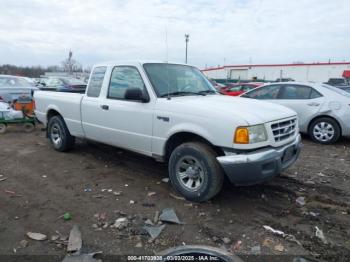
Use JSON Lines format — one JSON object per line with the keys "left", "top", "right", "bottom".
{"left": 197, "top": 90, "right": 217, "bottom": 95}
{"left": 160, "top": 91, "right": 205, "bottom": 98}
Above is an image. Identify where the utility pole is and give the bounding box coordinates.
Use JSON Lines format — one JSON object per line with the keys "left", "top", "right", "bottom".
{"left": 185, "top": 34, "right": 189, "bottom": 64}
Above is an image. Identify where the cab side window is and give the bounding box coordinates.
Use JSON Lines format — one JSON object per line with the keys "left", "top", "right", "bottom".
{"left": 86, "top": 66, "right": 107, "bottom": 98}
{"left": 108, "top": 66, "right": 146, "bottom": 100}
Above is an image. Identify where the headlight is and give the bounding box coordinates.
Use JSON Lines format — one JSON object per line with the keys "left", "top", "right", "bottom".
{"left": 234, "top": 124, "right": 267, "bottom": 144}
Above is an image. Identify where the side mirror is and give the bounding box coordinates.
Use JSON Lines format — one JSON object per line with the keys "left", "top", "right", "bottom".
{"left": 124, "top": 88, "right": 149, "bottom": 102}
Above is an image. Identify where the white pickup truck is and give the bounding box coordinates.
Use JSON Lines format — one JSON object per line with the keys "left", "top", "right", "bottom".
{"left": 35, "top": 61, "right": 302, "bottom": 202}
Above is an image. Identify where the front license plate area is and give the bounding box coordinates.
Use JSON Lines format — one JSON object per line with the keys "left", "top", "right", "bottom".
{"left": 282, "top": 145, "right": 295, "bottom": 163}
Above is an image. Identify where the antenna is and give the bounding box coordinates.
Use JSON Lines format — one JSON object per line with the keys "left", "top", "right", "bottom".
{"left": 165, "top": 25, "right": 168, "bottom": 63}
{"left": 164, "top": 25, "right": 170, "bottom": 100}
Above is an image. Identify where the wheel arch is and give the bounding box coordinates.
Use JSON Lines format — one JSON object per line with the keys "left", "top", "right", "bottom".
{"left": 164, "top": 131, "right": 224, "bottom": 161}
{"left": 307, "top": 114, "right": 342, "bottom": 136}
{"left": 47, "top": 108, "right": 62, "bottom": 122}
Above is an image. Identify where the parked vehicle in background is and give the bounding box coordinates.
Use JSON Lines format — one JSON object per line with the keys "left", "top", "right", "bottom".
{"left": 0, "top": 75, "right": 38, "bottom": 102}
{"left": 325, "top": 78, "right": 349, "bottom": 87}
{"left": 220, "top": 82, "right": 263, "bottom": 96}
{"left": 35, "top": 61, "right": 301, "bottom": 202}
{"left": 42, "top": 77, "right": 87, "bottom": 93}
{"left": 208, "top": 79, "right": 226, "bottom": 90}
{"left": 276, "top": 78, "right": 295, "bottom": 82}
{"left": 242, "top": 82, "right": 350, "bottom": 144}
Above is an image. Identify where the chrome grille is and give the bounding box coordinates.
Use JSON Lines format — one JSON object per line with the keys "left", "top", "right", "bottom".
{"left": 271, "top": 118, "right": 297, "bottom": 142}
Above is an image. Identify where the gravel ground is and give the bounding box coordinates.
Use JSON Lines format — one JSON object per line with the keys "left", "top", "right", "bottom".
{"left": 0, "top": 126, "right": 349, "bottom": 262}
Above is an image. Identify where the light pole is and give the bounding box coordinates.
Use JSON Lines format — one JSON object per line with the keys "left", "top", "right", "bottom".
{"left": 185, "top": 34, "right": 189, "bottom": 64}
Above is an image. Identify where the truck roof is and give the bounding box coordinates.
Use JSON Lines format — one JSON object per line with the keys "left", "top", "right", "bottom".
{"left": 93, "top": 60, "right": 190, "bottom": 67}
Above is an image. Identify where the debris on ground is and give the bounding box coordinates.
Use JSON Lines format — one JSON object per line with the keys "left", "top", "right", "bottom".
{"left": 251, "top": 245, "right": 261, "bottom": 254}
{"left": 169, "top": 192, "right": 185, "bottom": 201}
{"left": 51, "top": 235, "right": 60, "bottom": 241}
{"left": 147, "top": 192, "right": 156, "bottom": 197}
{"left": 231, "top": 240, "right": 242, "bottom": 252}
{"left": 304, "top": 180, "right": 316, "bottom": 185}
{"left": 222, "top": 237, "right": 231, "bottom": 244}
{"left": 142, "top": 203, "right": 155, "bottom": 207}
{"left": 154, "top": 211, "right": 160, "bottom": 224}
{"left": 274, "top": 244, "right": 285, "bottom": 252}
{"left": 64, "top": 212, "right": 72, "bottom": 221}
{"left": 159, "top": 208, "right": 182, "bottom": 224}
{"left": 62, "top": 252, "right": 102, "bottom": 262}
{"left": 144, "top": 219, "right": 154, "bottom": 225}
{"left": 4, "top": 190, "right": 22, "bottom": 197}
{"left": 129, "top": 200, "right": 135, "bottom": 204}
{"left": 309, "top": 211, "right": 320, "bottom": 218}
{"left": 315, "top": 226, "right": 327, "bottom": 244}
{"left": 111, "top": 217, "right": 128, "bottom": 230}
{"left": 296, "top": 196, "right": 306, "bottom": 207}
{"left": 161, "top": 178, "right": 169, "bottom": 183}
{"left": 84, "top": 188, "right": 92, "bottom": 192}
{"left": 67, "top": 225, "right": 82, "bottom": 254}
{"left": 263, "top": 225, "right": 301, "bottom": 246}
{"left": 143, "top": 224, "right": 166, "bottom": 240}
{"left": 262, "top": 237, "right": 274, "bottom": 248}
{"left": 0, "top": 177, "right": 8, "bottom": 182}
{"left": 113, "top": 191, "right": 122, "bottom": 196}
{"left": 92, "top": 194, "right": 105, "bottom": 199}
{"left": 26, "top": 232, "right": 47, "bottom": 241}
{"left": 18, "top": 240, "right": 28, "bottom": 248}
{"left": 135, "top": 242, "right": 143, "bottom": 248}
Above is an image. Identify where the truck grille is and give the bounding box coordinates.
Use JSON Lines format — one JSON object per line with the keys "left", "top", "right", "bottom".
{"left": 271, "top": 118, "right": 297, "bottom": 142}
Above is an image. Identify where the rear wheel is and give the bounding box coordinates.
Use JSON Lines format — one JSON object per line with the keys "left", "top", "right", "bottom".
{"left": 309, "top": 117, "right": 341, "bottom": 144}
{"left": 47, "top": 115, "right": 75, "bottom": 151}
{"left": 23, "top": 123, "right": 35, "bottom": 133}
{"left": 0, "top": 123, "right": 7, "bottom": 134}
{"left": 168, "top": 142, "right": 224, "bottom": 202}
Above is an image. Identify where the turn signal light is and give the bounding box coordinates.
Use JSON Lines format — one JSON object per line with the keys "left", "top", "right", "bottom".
{"left": 234, "top": 127, "right": 249, "bottom": 144}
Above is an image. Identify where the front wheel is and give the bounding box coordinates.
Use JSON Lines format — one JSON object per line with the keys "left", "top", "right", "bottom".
{"left": 168, "top": 142, "right": 224, "bottom": 202}
{"left": 309, "top": 117, "right": 341, "bottom": 144}
{"left": 47, "top": 115, "right": 75, "bottom": 151}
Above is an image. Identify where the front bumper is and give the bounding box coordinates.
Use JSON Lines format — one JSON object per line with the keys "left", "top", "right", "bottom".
{"left": 217, "top": 134, "right": 302, "bottom": 186}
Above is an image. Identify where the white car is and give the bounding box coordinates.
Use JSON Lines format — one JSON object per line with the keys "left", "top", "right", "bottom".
{"left": 0, "top": 75, "right": 38, "bottom": 102}
{"left": 241, "top": 82, "right": 350, "bottom": 144}
{"left": 34, "top": 61, "right": 301, "bottom": 201}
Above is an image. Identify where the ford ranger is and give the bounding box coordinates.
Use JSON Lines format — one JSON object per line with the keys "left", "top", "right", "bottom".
{"left": 34, "top": 61, "right": 302, "bottom": 202}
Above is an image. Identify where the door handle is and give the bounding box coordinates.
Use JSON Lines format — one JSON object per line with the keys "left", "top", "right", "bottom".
{"left": 307, "top": 102, "right": 320, "bottom": 106}
{"left": 100, "top": 104, "right": 109, "bottom": 110}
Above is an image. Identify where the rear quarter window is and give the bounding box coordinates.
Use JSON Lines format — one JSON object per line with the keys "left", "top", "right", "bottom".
{"left": 87, "top": 67, "right": 107, "bottom": 97}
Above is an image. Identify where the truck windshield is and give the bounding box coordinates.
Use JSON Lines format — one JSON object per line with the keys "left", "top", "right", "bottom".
{"left": 143, "top": 63, "right": 217, "bottom": 97}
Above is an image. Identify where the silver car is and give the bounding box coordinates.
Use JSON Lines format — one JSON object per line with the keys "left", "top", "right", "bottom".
{"left": 241, "top": 82, "right": 350, "bottom": 144}
{"left": 0, "top": 75, "right": 38, "bottom": 102}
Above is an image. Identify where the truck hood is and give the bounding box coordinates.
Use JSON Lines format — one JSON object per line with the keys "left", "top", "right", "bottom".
{"left": 157, "top": 95, "right": 297, "bottom": 125}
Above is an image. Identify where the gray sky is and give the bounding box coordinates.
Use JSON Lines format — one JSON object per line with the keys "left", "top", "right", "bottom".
{"left": 0, "top": 0, "right": 349, "bottom": 69}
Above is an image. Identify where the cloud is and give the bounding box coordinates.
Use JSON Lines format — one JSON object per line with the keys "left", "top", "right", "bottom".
{"left": 0, "top": 0, "right": 349, "bottom": 68}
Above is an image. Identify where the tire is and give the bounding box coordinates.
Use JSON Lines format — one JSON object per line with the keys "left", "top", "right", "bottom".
{"left": 47, "top": 115, "right": 75, "bottom": 151}
{"left": 168, "top": 142, "right": 224, "bottom": 202}
{"left": 23, "top": 123, "right": 35, "bottom": 133}
{"left": 0, "top": 123, "right": 7, "bottom": 134}
{"left": 309, "top": 117, "right": 341, "bottom": 144}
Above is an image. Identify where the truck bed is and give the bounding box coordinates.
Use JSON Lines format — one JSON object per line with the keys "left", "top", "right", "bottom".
{"left": 34, "top": 91, "right": 85, "bottom": 137}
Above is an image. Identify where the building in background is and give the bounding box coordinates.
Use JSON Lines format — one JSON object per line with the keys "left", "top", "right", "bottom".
{"left": 202, "top": 62, "right": 350, "bottom": 82}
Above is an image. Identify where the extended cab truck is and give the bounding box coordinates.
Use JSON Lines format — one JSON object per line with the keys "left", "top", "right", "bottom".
{"left": 35, "top": 61, "right": 302, "bottom": 202}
